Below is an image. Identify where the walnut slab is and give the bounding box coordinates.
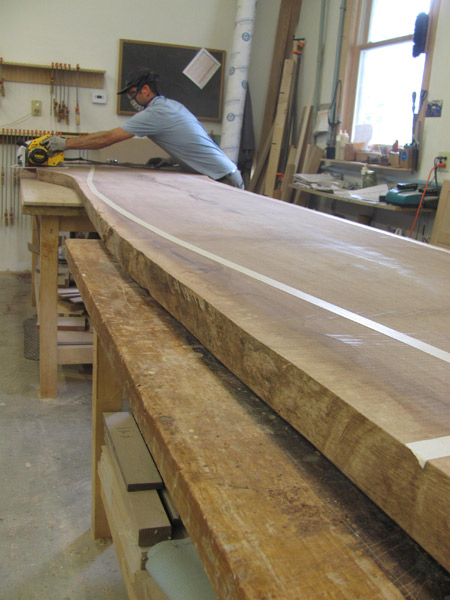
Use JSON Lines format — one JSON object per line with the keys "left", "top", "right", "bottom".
{"left": 39, "top": 167, "right": 450, "bottom": 573}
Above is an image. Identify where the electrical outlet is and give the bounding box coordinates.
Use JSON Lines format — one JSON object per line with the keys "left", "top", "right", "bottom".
{"left": 31, "top": 100, "right": 42, "bottom": 116}
{"left": 438, "top": 152, "right": 449, "bottom": 172}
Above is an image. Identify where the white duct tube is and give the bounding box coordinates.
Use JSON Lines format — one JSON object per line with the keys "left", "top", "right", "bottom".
{"left": 220, "top": 0, "right": 257, "bottom": 164}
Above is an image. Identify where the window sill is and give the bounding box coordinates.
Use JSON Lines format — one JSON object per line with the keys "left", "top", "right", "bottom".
{"left": 321, "top": 159, "right": 413, "bottom": 173}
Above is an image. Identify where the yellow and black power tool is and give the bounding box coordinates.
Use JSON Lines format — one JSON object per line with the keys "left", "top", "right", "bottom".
{"left": 17, "top": 134, "right": 64, "bottom": 167}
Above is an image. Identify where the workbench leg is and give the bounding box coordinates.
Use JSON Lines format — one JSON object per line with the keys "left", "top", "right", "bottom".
{"left": 31, "top": 216, "right": 39, "bottom": 307}
{"left": 92, "top": 330, "right": 123, "bottom": 539}
{"left": 39, "top": 215, "right": 59, "bottom": 398}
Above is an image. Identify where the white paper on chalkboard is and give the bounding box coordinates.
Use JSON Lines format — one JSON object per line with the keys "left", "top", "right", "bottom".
{"left": 183, "top": 48, "right": 221, "bottom": 89}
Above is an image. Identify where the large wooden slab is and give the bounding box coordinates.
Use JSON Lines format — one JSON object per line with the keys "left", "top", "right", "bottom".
{"left": 20, "top": 176, "right": 86, "bottom": 217}
{"left": 66, "top": 239, "right": 450, "bottom": 599}
{"left": 41, "top": 167, "right": 450, "bottom": 573}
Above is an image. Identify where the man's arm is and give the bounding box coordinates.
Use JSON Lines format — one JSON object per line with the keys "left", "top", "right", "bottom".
{"left": 66, "top": 127, "right": 133, "bottom": 150}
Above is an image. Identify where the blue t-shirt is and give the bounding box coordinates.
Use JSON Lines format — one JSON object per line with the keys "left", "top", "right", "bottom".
{"left": 122, "top": 96, "right": 237, "bottom": 180}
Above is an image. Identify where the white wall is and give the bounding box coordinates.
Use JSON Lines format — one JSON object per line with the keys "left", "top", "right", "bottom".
{"left": 1, "top": 0, "right": 240, "bottom": 270}
{"left": 418, "top": 0, "right": 450, "bottom": 182}
{"left": 1, "top": 0, "right": 237, "bottom": 135}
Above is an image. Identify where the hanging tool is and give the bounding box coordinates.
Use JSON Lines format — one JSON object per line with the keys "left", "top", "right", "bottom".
{"left": 50, "top": 62, "right": 55, "bottom": 115}
{"left": 4, "top": 129, "right": 9, "bottom": 225}
{"left": 75, "top": 64, "right": 80, "bottom": 126}
{"left": 53, "top": 63, "right": 58, "bottom": 116}
{"left": 410, "top": 91, "right": 418, "bottom": 171}
{"left": 61, "top": 64, "right": 67, "bottom": 123}
{"left": 58, "top": 64, "right": 64, "bottom": 122}
{"left": 65, "top": 64, "right": 70, "bottom": 125}
{"left": 1, "top": 129, "right": 5, "bottom": 220}
{"left": 56, "top": 63, "right": 60, "bottom": 119}
{"left": 0, "top": 58, "right": 5, "bottom": 97}
{"left": 10, "top": 129, "right": 17, "bottom": 226}
{"left": 410, "top": 89, "right": 427, "bottom": 172}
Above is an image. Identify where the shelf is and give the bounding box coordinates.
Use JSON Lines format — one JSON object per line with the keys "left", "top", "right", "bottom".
{"left": 1, "top": 129, "right": 93, "bottom": 141}
{"left": 2, "top": 61, "right": 105, "bottom": 89}
{"left": 321, "top": 158, "right": 412, "bottom": 174}
{"left": 291, "top": 185, "right": 434, "bottom": 212}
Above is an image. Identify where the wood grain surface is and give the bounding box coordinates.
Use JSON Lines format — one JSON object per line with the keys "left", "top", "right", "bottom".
{"left": 66, "top": 239, "right": 450, "bottom": 599}
{"left": 42, "top": 167, "right": 450, "bottom": 575}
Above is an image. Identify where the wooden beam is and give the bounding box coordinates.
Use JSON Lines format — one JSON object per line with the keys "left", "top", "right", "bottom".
{"left": 66, "top": 238, "right": 448, "bottom": 599}
{"left": 279, "top": 105, "right": 313, "bottom": 202}
{"left": 259, "top": 0, "right": 302, "bottom": 151}
{"left": 38, "top": 215, "right": 59, "bottom": 398}
{"left": 430, "top": 179, "right": 450, "bottom": 249}
{"left": 91, "top": 332, "right": 123, "bottom": 539}
{"left": 264, "top": 58, "right": 295, "bottom": 197}
{"left": 248, "top": 122, "right": 274, "bottom": 193}
{"left": 104, "top": 412, "right": 163, "bottom": 491}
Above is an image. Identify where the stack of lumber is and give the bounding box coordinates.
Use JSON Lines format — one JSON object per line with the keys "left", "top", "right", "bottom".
{"left": 248, "top": 0, "right": 325, "bottom": 201}
{"left": 249, "top": 52, "right": 323, "bottom": 202}
{"left": 99, "top": 411, "right": 184, "bottom": 600}
{"left": 34, "top": 258, "right": 93, "bottom": 352}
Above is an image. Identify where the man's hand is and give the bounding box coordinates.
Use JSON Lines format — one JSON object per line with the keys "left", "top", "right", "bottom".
{"left": 42, "top": 136, "right": 67, "bottom": 154}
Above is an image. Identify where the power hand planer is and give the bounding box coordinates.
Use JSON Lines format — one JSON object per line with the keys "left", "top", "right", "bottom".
{"left": 17, "top": 134, "right": 64, "bottom": 167}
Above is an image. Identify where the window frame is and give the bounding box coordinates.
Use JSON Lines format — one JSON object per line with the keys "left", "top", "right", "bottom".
{"left": 339, "top": 0, "right": 441, "bottom": 151}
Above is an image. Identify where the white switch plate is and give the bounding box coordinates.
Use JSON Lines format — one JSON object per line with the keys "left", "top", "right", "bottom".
{"left": 31, "top": 100, "right": 42, "bottom": 116}
{"left": 92, "top": 92, "right": 107, "bottom": 104}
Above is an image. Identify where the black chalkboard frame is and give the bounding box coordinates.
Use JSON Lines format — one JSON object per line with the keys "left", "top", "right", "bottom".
{"left": 117, "top": 39, "right": 226, "bottom": 121}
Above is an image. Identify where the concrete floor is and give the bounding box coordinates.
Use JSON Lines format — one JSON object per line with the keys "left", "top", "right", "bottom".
{"left": 0, "top": 271, "right": 127, "bottom": 600}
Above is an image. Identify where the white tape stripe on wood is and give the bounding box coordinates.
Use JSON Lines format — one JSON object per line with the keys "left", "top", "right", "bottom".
{"left": 87, "top": 168, "right": 450, "bottom": 365}
{"left": 406, "top": 436, "right": 450, "bottom": 468}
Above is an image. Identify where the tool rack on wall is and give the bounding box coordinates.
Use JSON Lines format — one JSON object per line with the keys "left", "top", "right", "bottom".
{"left": 1, "top": 61, "right": 105, "bottom": 88}
{"left": 0, "top": 60, "right": 104, "bottom": 227}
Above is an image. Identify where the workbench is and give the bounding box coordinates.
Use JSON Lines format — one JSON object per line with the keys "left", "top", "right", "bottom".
{"left": 291, "top": 183, "right": 430, "bottom": 211}
{"left": 65, "top": 238, "right": 450, "bottom": 599}
{"left": 20, "top": 173, "right": 96, "bottom": 398}
{"left": 37, "top": 167, "right": 450, "bottom": 590}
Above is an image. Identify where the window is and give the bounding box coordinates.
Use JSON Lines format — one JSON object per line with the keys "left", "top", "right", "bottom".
{"left": 341, "top": 0, "right": 438, "bottom": 150}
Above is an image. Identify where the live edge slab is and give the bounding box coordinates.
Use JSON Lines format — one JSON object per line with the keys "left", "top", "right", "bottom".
{"left": 39, "top": 167, "right": 450, "bottom": 583}
{"left": 66, "top": 239, "right": 449, "bottom": 599}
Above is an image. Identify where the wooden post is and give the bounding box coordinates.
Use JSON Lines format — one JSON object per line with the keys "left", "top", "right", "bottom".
{"left": 264, "top": 58, "right": 295, "bottom": 197}
{"left": 31, "top": 216, "right": 39, "bottom": 307}
{"left": 91, "top": 331, "right": 123, "bottom": 539}
{"left": 259, "top": 0, "right": 303, "bottom": 149}
{"left": 430, "top": 179, "right": 450, "bottom": 248}
{"left": 39, "top": 215, "right": 59, "bottom": 398}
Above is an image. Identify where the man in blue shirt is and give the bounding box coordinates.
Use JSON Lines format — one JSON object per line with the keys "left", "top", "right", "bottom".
{"left": 44, "top": 67, "right": 244, "bottom": 189}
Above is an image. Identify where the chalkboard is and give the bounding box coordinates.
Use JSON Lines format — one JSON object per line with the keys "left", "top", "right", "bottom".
{"left": 117, "top": 39, "right": 225, "bottom": 121}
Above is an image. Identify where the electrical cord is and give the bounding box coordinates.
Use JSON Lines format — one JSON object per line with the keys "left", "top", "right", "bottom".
{"left": 409, "top": 157, "right": 445, "bottom": 238}
{"left": 63, "top": 156, "right": 179, "bottom": 170}
{"left": 0, "top": 113, "right": 33, "bottom": 128}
